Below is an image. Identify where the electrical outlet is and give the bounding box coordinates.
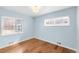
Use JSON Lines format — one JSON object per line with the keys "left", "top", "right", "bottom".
{"left": 57, "top": 42, "right": 61, "bottom": 45}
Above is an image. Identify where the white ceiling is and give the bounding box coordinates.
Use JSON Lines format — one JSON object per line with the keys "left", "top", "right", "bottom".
{"left": 2, "top": 6, "right": 72, "bottom": 17}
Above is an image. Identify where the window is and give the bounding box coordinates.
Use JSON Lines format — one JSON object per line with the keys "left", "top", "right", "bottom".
{"left": 1, "top": 16, "right": 23, "bottom": 35}
{"left": 44, "top": 16, "right": 70, "bottom": 26}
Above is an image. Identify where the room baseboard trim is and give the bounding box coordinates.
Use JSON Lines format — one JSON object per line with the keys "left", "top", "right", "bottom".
{"left": 34, "top": 36, "right": 78, "bottom": 52}
{"left": 0, "top": 36, "right": 34, "bottom": 48}
{"left": 10, "top": 36, "right": 34, "bottom": 45}
{"left": 0, "top": 36, "right": 78, "bottom": 52}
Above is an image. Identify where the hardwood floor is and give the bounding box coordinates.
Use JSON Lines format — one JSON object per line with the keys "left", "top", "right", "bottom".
{"left": 0, "top": 38, "right": 76, "bottom": 53}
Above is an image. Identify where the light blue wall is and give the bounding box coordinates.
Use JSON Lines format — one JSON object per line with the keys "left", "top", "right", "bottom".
{"left": 0, "top": 7, "right": 77, "bottom": 50}
{"left": 77, "top": 7, "right": 79, "bottom": 50}
{"left": 0, "top": 7, "right": 34, "bottom": 47}
{"left": 34, "top": 7, "right": 77, "bottom": 49}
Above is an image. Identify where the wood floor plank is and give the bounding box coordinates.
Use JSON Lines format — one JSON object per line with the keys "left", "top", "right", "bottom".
{"left": 0, "top": 38, "right": 76, "bottom": 53}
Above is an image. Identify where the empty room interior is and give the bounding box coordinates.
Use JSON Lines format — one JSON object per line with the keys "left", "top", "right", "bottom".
{"left": 0, "top": 6, "right": 79, "bottom": 53}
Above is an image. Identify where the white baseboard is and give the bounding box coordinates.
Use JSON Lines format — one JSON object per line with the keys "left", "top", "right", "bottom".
{"left": 0, "top": 36, "right": 78, "bottom": 52}
{"left": 35, "top": 36, "right": 78, "bottom": 52}
{"left": 0, "top": 36, "right": 34, "bottom": 48}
